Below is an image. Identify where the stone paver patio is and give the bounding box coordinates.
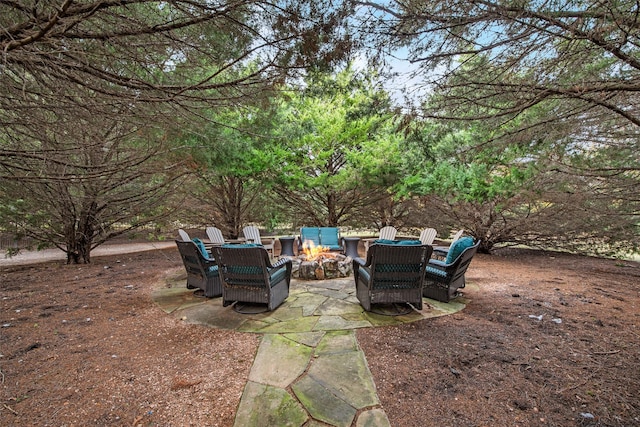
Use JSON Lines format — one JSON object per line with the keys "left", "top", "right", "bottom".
{"left": 153, "top": 270, "right": 471, "bottom": 426}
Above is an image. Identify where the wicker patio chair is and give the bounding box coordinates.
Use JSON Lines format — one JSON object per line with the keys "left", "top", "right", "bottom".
{"left": 242, "top": 226, "right": 275, "bottom": 258}
{"left": 175, "top": 240, "right": 222, "bottom": 298}
{"left": 212, "top": 245, "right": 291, "bottom": 311}
{"left": 423, "top": 238, "right": 480, "bottom": 302}
{"left": 353, "top": 242, "right": 433, "bottom": 312}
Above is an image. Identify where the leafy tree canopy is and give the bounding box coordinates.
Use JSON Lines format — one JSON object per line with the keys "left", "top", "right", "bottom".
{"left": 265, "top": 66, "right": 407, "bottom": 226}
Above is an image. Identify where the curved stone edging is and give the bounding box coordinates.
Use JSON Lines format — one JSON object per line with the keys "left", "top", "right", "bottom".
{"left": 154, "top": 271, "right": 469, "bottom": 333}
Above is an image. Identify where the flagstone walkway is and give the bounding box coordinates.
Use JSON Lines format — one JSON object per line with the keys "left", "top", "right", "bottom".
{"left": 153, "top": 270, "right": 470, "bottom": 427}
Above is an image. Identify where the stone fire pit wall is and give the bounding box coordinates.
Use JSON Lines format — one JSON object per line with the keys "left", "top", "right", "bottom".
{"left": 286, "top": 254, "right": 353, "bottom": 280}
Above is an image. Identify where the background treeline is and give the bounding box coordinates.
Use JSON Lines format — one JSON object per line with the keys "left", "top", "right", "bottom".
{"left": 1, "top": 1, "right": 637, "bottom": 262}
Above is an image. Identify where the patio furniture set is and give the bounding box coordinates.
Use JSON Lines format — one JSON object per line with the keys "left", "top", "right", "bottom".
{"left": 175, "top": 225, "right": 480, "bottom": 314}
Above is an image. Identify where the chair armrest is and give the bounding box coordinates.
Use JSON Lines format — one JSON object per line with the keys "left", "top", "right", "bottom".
{"left": 362, "top": 238, "right": 376, "bottom": 247}
{"left": 432, "top": 246, "right": 449, "bottom": 256}
{"left": 270, "top": 257, "right": 292, "bottom": 269}
{"left": 352, "top": 257, "right": 369, "bottom": 284}
{"left": 353, "top": 256, "right": 366, "bottom": 267}
{"left": 428, "top": 259, "right": 448, "bottom": 269}
{"left": 202, "top": 256, "right": 217, "bottom": 267}
{"left": 203, "top": 244, "right": 221, "bottom": 260}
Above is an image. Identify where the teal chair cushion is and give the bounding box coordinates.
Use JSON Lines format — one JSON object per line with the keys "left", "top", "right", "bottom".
{"left": 300, "top": 227, "right": 321, "bottom": 246}
{"left": 445, "top": 237, "right": 475, "bottom": 264}
{"left": 374, "top": 239, "right": 422, "bottom": 246}
{"left": 206, "top": 265, "right": 219, "bottom": 275}
{"left": 426, "top": 265, "right": 448, "bottom": 278}
{"left": 319, "top": 227, "right": 340, "bottom": 247}
{"left": 192, "top": 238, "right": 210, "bottom": 259}
{"left": 358, "top": 265, "right": 371, "bottom": 283}
{"left": 268, "top": 267, "right": 287, "bottom": 286}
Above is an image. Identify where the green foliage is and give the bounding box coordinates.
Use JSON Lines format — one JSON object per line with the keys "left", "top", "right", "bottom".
{"left": 398, "top": 112, "right": 639, "bottom": 255}
{"left": 0, "top": 112, "right": 187, "bottom": 263}
{"left": 357, "top": 0, "right": 640, "bottom": 254}
{"left": 171, "top": 103, "right": 286, "bottom": 237}
{"left": 265, "top": 66, "right": 407, "bottom": 227}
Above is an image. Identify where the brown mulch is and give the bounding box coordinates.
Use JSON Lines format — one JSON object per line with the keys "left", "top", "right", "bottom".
{"left": 1, "top": 246, "right": 639, "bottom": 426}
{"left": 358, "top": 249, "right": 640, "bottom": 427}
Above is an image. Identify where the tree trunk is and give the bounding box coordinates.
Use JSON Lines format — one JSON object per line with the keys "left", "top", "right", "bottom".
{"left": 327, "top": 192, "right": 338, "bottom": 227}
{"left": 65, "top": 232, "right": 92, "bottom": 264}
{"left": 64, "top": 202, "right": 96, "bottom": 264}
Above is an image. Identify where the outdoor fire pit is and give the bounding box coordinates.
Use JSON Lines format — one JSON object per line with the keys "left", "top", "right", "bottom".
{"left": 284, "top": 241, "right": 353, "bottom": 279}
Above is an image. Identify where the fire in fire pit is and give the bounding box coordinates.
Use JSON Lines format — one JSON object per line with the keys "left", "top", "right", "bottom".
{"left": 302, "top": 241, "right": 335, "bottom": 261}
{"left": 288, "top": 241, "right": 353, "bottom": 280}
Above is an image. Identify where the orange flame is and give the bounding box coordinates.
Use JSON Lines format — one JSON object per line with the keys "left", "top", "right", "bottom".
{"left": 302, "top": 240, "right": 334, "bottom": 261}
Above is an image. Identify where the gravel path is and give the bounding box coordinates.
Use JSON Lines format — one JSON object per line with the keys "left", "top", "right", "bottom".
{"left": 0, "top": 241, "right": 176, "bottom": 265}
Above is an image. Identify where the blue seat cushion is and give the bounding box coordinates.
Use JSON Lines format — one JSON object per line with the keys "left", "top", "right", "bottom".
{"left": 374, "top": 239, "right": 422, "bottom": 246}
{"left": 192, "top": 238, "right": 210, "bottom": 259}
{"left": 426, "top": 265, "right": 448, "bottom": 278}
{"left": 358, "top": 265, "right": 371, "bottom": 283}
{"left": 268, "top": 266, "right": 287, "bottom": 286}
{"left": 222, "top": 243, "right": 261, "bottom": 248}
{"left": 206, "top": 265, "right": 219, "bottom": 276}
{"left": 319, "top": 227, "right": 340, "bottom": 247}
{"left": 445, "top": 237, "right": 475, "bottom": 264}
{"left": 300, "top": 227, "right": 321, "bottom": 246}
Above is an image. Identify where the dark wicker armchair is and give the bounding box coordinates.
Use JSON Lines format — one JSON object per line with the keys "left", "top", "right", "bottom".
{"left": 423, "top": 238, "right": 480, "bottom": 302}
{"left": 175, "top": 240, "right": 222, "bottom": 298}
{"left": 353, "top": 242, "right": 433, "bottom": 312}
{"left": 212, "top": 245, "right": 292, "bottom": 311}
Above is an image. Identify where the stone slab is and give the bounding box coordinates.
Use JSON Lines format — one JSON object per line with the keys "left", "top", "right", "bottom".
{"left": 308, "top": 349, "right": 379, "bottom": 409}
{"left": 315, "top": 298, "right": 363, "bottom": 316}
{"left": 316, "top": 330, "right": 358, "bottom": 355}
{"left": 249, "top": 334, "right": 312, "bottom": 388}
{"left": 151, "top": 287, "right": 202, "bottom": 313}
{"left": 292, "top": 375, "right": 356, "bottom": 427}
{"left": 314, "top": 315, "right": 371, "bottom": 331}
{"left": 179, "top": 303, "right": 248, "bottom": 330}
{"left": 356, "top": 408, "right": 391, "bottom": 427}
{"left": 283, "top": 331, "right": 326, "bottom": 347}
{"left": 234, "top": 381, "right": 308, "bottom": 427}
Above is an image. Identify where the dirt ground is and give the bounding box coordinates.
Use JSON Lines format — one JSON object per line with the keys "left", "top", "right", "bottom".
{"left": 1, "top": 245, "right": 639, "bottom": 426}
